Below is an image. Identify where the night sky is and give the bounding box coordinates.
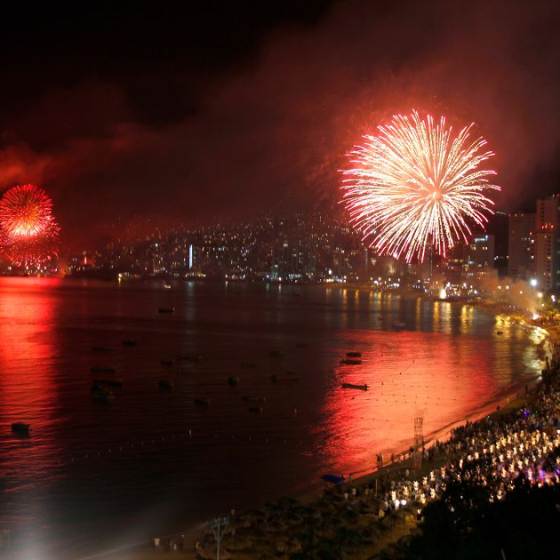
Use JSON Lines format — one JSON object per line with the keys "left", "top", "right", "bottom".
{"left": 2, "top": 0, "right": 560, "bottom": 248}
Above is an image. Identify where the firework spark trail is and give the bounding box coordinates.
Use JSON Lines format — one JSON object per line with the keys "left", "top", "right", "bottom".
{"left": 0, "top": 184, "right": 60, "bottom": 266}
{"left": 342, "top": 111, "right": 500, "bottom": 262}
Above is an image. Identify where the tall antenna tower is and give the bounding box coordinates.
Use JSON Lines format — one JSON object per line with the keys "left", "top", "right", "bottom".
{"left": 412, "top": 414, "right": 424, "bottom": 470}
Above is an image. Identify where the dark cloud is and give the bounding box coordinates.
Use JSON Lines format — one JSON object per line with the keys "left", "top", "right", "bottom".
{"left": 0, "top": 0, "right": 560, "bottom": 247}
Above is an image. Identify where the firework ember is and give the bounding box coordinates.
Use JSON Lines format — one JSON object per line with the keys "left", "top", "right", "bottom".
{"left": 342, "top": 111, "right": 500, "bottom": 262}
{"left": 0, "top": 184, "right": 60, "bottom": 266}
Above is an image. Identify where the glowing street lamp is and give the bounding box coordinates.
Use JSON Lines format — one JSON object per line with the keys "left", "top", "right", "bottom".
{"left": 530, "top": 278, "right": 538, "bottom": 288}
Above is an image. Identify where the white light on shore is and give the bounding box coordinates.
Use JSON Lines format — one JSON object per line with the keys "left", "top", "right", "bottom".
{"left": 530, "top": 278, "right": 538, "bottom": 288}
{"left": 439, "top": 288, "right": 447, "bottom": 300}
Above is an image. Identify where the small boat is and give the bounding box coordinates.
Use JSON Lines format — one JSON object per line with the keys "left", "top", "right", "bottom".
{"left": 90, "top": 366, "right": 116, "bottom": 374}
{"left": 242, "top": 395, "right": 266, "bottom": 403}
{"left": 92, "top": 386, "right": 114, "bottom": 402}
{"left": 158, "top": 307, "right": 175, "bottom": 314}
{"left": 122, "top": 339, "right": 137, "bottom": 347}
{"left": 158, "top": 379, "right": 174, "bottom": 391}
{"left": 92, "top": 346, "right": 111, "bottom": 353}
{"left": 11, "top": 422, "right": 30, "bottom": 436}
{"left": 248, "top": 406, "right": 264, "bottom": 414}
{"left": 321, "top": 473, "right": 345, "bottom": 485}
{"left": 340, "top": 358, "right": 362, "bottom": 365}
{"left": 178, "top": 353, "right": 202, "bottom": 363}
{"left": 496, "top": 331, "right": 504, "bottom": 335}
{"left": 93, "top": 379, "right": 123, "bottom": 389}
{"left": 346, "top": 351, "right": 362, "bottom": 358}
{"left": 163, "top": 283, "right": 172, "bottom": 289}
{"left": 160, "top": 359, "right": 174, "bottom": 367}
{"left": 194, "top": 398, "right": 209, "bottom": 407}
{"left": 393, "top": 322, "right": 406, "bottom": 331}
{"left": 342, "top": 382, "right": 368, "bottom": 391}
{"left": 271, "top": 374, "right": 299, "bottom": 383}
{"left": 228, "top": 376, "right": 240, "bottom": 387}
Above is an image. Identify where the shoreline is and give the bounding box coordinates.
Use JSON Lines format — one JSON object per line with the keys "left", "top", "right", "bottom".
{"left": 116, "top": 389, "right": 535, "bottom": 560}
{"left": 99, "top": 319, "right": 553, "bottom": 560}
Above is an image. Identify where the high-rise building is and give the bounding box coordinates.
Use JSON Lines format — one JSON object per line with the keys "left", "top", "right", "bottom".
{"left": 507, "top": 213, "right": 534, "bottom": 280}
{"left": 445, "top": 243, "right": 469, "bottom": 283}
{"left": 465, "top": 234, "right": 495, "bottom": 281}
{"left": 535, "top": 195, "right": 560, "bottom": 291}
{"left": 468, "top": 234, "right": 495, "bottom": 267}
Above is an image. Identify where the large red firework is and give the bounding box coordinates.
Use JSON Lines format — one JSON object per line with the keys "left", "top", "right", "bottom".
{"left": 0, "top": 184, "right": 60, "bottom": 267}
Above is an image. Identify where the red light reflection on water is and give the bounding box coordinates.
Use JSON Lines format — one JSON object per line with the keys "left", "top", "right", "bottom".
{"left": 0, "top": 278, "right": 60, "bottom": 487}
{"left": 320, "top": 305, "right": 531, "bottom": 477}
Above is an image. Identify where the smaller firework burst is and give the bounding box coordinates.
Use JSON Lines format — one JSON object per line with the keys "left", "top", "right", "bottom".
{"left": 0, "top": 184, "right": 60, "bottom": 268}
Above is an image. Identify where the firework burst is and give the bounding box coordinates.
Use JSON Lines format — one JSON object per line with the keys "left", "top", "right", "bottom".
{"left": 0, "top": 184, "right": 60, "bottom": 267}
{"left": 342, "top": 111, "right": 500, "bottom": 262}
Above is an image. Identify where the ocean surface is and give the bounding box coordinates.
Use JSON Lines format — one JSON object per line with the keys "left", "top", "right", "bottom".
{"left": 0, "top": 277, "right": 547, "bottom": 559}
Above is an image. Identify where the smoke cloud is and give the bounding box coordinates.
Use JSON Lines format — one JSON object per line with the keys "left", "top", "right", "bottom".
{"left": 0, "top": 0, "right": 559, "bottom": 248}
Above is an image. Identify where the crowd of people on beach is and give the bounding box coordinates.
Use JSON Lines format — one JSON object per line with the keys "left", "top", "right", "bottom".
{"left": 376, "top": 383, "right": 560, "bottom": 518}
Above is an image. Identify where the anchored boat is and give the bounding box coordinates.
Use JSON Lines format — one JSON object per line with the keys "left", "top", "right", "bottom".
{"left": 158, "top": 379, "right": 174, "bottom": 391}
{"left": 11, "top": 422, "right": 30, "bottom": 436}
{"left": 340, "top": 358, "right": 362, "bottom": 365}
{"left": 342, "top": 382, "right": 368, "bottom": 391}
{"left": 321, "top": 473, "right": 345, "bottom": 484}
{"left": 158, "top": 306, "right": 175, "bottom": 314}
{"left": 90, "top": 366, "right": 116, "bottom": 374}
{"left": 92, "top": 379, "right": 123, "bottom": 389}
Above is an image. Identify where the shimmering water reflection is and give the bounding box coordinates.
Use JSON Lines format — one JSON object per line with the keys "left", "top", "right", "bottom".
{"left": 0, "top": 279, "right": 546, "bottom": 559}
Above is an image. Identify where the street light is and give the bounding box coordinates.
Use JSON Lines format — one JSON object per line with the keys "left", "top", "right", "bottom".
{"left": 530, "top": 278, "right": 538, "bottom": 288}
{"left": 209, "top": 516, "right": 229, "bottom": 560}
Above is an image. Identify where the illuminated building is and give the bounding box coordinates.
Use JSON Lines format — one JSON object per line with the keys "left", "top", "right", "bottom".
{"left": 470, "top": 234, "right": 494, "bottom": 265}
{"left": 452, "top": 234, "right": 495, "bottom": 285}
{"left": 507, "top": 212, "right": 534, "bottom": 280}
{"left": 445, "top": 243, "right": 469, "bottom": 283}
{"left": 535, "top": 194, "right": 560, "bottom": 291}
